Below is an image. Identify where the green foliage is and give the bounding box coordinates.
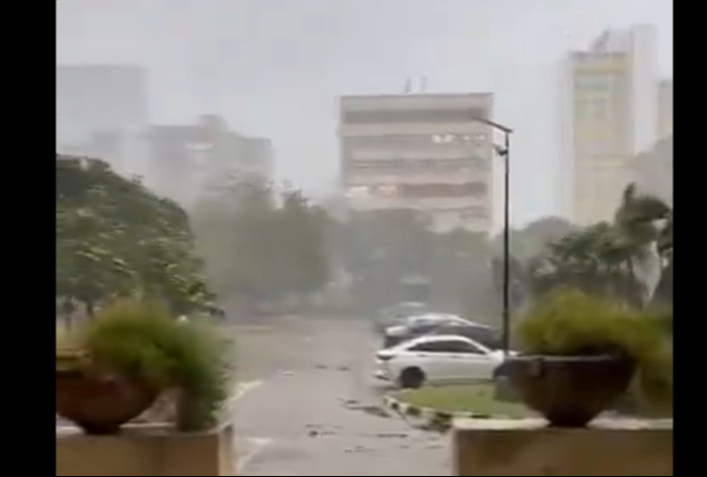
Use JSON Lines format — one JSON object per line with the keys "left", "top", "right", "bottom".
{"left": 68, "top": 298, "right": 230, "bottom": 432}
{"left": 56, "top": 156, "right": 213, "bottom": 315}
{"left": 516, "top": 289, "right": 672, "bottom": 408}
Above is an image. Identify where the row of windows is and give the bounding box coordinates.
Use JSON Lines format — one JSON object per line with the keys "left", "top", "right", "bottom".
{"left": 346, "top": 183, "right": 487, "bottom": 200}
{"left": 342, "top": 108, "right": 488, "bottom": 124}
{"left": 574, "top": 72, "right": 627, "bottom": 98}
{"left": 403, "top": 183, "right": 487, "bottom": 199}
{"left": 343, "top": 133, "right": 488, "bottom": 148}
{"left": 409, "top": 340, "right": 486, "bottom": 354}
{"left": 348, "top": 158, "right": 488, "bottom": 174}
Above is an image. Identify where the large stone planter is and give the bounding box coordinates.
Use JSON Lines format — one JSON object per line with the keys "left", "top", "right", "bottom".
{"left": 56, "top": 368, "right": 159, "bottom": 435}
{"left": 56, "top": 422, "right": 235, "bottom": 476}
{"left": 506, "top": 355, "right": 634, "bottom": 427}
{"left": 453, "top": 418, "right": 673, "bottom": 476}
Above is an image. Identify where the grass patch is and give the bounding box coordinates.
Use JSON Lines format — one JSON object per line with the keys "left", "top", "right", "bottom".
{"left": 396, "top": 384, "right": 532, "bottom": 418}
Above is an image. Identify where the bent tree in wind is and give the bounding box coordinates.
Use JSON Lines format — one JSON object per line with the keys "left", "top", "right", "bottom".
{"left": 528, "top": 183, "right": 672, "bottom": 309}
{"left": 56, "top": 155, "right": 213, "bottom": 319}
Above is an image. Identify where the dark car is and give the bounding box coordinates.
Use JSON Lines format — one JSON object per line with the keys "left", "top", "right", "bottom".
{"left": 383, "top": 314, "right": 501, "bottom": 350}
{"left": 374, "top": 302, "right": 428, "bottom": 335}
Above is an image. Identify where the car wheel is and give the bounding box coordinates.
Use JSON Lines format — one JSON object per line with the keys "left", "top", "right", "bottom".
{"left": 399, "top": 367, "right": 425, "bottom": 389}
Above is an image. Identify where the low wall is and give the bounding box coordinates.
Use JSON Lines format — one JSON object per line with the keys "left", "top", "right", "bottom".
{"left": 453, "top": 418, "right": 672, "bottom": 476}
{"left": 56, "top": 422, "right": 234, "bottom": 476}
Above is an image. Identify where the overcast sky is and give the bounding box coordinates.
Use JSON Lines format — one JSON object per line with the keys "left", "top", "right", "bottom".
{"left": 56, "top": 0, "right": 673, "bottom": 226}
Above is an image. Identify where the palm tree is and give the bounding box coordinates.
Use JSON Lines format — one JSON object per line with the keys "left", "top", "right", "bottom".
{"left": 614, "top": 184, "right": 672, "bottom": 306}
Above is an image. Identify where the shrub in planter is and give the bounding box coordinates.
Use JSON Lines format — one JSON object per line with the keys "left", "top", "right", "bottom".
{"left": 56, "top": 299, "right": 230, "bottom": 434}
{"left": 506, "top": 289, "right": 672, "bottom": 427}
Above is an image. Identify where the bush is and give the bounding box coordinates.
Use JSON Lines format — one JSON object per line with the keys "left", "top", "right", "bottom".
{"left": 516, "top": 289, "right": 672, "bottom": 410}
{"left": 63, "top": 298, "right": 231, "bottom": 431}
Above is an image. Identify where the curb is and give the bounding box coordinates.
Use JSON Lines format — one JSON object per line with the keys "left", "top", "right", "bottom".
{"left": 382, "top": 393, "right": 506, "bottom": 429}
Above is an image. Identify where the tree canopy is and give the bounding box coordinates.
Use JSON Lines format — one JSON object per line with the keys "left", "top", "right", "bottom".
{"left": 56, "top": 156, "right": 212, "bottom": 316}
{"left": 525, "top": 183, "right": 673, "bottom": 309}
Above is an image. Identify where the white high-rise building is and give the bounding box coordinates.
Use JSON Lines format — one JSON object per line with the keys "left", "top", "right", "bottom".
{"left": 559, "top": 25, "right": 661, "bottom": 224}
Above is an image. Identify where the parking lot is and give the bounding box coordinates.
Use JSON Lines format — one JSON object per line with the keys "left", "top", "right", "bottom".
{"left": 229, "top": 315, "right": 449, "bottom": 476}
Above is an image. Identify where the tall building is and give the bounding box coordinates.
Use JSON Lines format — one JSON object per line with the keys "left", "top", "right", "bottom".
{"left": 339, "top": 93, "right": 494, "bottom": 234}
{"left": 56, "top": 65, "right": 150, "bottom": 177}
{"left": 560, "top": 25, "right": 660, "bottom": 224}
{"left": 657, "top": 79, "right": 673, "bottom": 140}
{"left": 146, "top": 115, "right": 274, "bottom": 207}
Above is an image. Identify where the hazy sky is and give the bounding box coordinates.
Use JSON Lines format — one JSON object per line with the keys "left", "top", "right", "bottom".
{"left": 56, "top": 0, "right": 673, "bottom": 226}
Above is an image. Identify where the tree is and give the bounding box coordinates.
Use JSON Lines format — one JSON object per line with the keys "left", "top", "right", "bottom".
{"left": 614, "top": 184, "right": 672, "bottom": 306}
{"left": 191, "top": 176, "right": 331, "bottom": 309}
{"left": 525, "top": 184, "right": 673, "bottom": 308}
{"left": 56, "top": 156, "right": 211, "bottom": 317}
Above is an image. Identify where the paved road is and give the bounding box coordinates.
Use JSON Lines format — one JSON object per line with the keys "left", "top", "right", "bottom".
{"left": 228, "top": 316, "right": 449, "bottom": 476}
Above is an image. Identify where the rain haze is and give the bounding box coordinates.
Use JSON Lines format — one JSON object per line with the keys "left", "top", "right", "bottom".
{"left": 56, "top": 2, "right": 673, "bottom": 475}
{"left": 57, "top": 0, "right": 673, "bottom": 226}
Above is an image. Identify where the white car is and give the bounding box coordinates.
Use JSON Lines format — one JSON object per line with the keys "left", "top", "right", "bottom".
{"left": 374, "top": 334, "right": 506, "bottom": 389}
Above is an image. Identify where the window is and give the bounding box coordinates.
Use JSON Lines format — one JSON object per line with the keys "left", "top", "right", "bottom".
{"left": 460, "top": 328, "right": 501, "bottom": 350}
{"left": 432, "top": 133, "right": 487, "bottom": 144}
{"left": 343, "top": 108, "right": 488, "bottom": 124}
{"left": 445, "top": 341, "right": 485, "bottom": 354}
{"left": 401, "top": 182, "right": 487, "bottom": 199}
{"left": 410, "top": 323, "right": 437, "bottom": 335}
{"left": 575, "top": 74, "right": 610, "bottom": 92}
{"left": 459, "top": 206, "right": 489, "bottom": 221}
{"left": 593, "top": 98, "right": 609, "bottom": 118}
{"left": 345, "top": 186, "right": 370, "bottom": 198}
{"left": 410, "top": 340, "right": 484, "bottom": 354}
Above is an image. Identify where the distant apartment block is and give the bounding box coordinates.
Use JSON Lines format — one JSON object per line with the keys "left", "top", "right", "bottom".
{"left": 559, "top": 25, "right": 663, "bottom": 225}
{"left": 56, "top": 64, "right": 150, "bottom": 177}
{"left": 146, "top": 115, "right": 274, "bottom": 207}
{"left": 339, "top": 93, "right": 494, "bottom": 234}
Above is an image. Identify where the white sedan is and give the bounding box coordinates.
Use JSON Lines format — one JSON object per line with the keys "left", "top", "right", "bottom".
{"left": 374, "top": 335, "right": 506, "bottom": 389}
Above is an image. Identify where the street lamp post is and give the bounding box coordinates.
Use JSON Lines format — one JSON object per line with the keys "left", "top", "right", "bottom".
{"left": 471, "top": 117, "right": 513, "bottom": 358}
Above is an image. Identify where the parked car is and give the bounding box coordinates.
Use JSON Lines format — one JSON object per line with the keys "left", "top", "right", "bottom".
{"left": 374, "top": 302, "right": 429, "bottom": 335}
{"left": 426, "top": 323, "right": 503, "bottom": 351}
{"left": 374, "top": 335, "right": 505, "bottom": 389}
{"left": 383, "top": 313, "right": 497, "bottom": 349}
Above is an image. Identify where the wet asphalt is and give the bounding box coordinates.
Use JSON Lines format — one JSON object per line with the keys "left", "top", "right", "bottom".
{"left": 227, "top": 316, "right": 449, "bottom": 476}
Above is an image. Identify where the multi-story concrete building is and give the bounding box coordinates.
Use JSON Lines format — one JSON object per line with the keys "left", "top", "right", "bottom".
{"left": 339, "top": 93, "right": 495, "bottom": 234}
{"left": 146, "top": 115, "right": 274, "bottom": 207}
{"left": 657, "top": 79, "right": 673, "bottom": 140}
{"left": 56, "top": 65, "right": 150, "bottom": 177}
{"left": 559, "top": 25, "right": 661, "bottom": 224}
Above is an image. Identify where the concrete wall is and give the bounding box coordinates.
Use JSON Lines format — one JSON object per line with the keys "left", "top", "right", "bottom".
{"left": 56, "top": 423, "right": 234, "bottom": 476}
{"left": 453, "top": 418, "right": 672, "bottom": 476}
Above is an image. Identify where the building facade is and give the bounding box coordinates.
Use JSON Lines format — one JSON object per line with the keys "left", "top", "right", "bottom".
{"left": 146, "top": 115, "right": 274, "bottom": 207}
{"left": 560, "top": 25, "right": 661, "bottom": 224}
{"left": 339, "top": 93, "right": 495, "bottom": 234}
{"left": 56, "top": 64, "right": 150, "bottom": 177}
{"left": 657, "top": 79, "right": 673, "bottom": 140}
